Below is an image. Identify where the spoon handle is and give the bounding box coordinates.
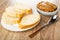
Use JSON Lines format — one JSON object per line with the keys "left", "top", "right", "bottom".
{"left": 29, "top": 15, "right": 58, "bottom": 38}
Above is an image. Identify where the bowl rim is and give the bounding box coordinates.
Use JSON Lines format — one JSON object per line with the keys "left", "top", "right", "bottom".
{"left": 36, "top": 6, "right": 59, "bottom": 13}
{"left": 36, "top": 6, "right": 59, "bottom": 16}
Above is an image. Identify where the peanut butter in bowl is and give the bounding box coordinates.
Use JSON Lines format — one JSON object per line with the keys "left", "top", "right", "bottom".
{"left": 36, "top": 1, "right": 59, "bottom": 16}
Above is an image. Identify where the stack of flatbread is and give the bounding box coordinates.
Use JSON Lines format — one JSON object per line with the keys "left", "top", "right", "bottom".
{"left": 2, "top": 5, "right": 40, "bottom": 29}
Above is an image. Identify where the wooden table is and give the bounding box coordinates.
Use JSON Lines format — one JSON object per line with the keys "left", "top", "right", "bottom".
{"left": 0, "top": 0, "right": 60, "bottom": 40}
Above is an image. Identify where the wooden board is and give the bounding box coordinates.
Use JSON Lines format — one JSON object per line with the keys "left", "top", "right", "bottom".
{"left": 0, "top": 0, "right": 60, "bottom": 40}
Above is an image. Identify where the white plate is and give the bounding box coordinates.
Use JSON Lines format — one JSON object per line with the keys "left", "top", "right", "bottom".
{"left": 1, "top": 6, "right": 40, "bottom": 31}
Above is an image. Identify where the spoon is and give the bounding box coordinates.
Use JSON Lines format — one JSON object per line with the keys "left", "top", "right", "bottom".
{"left": 29, "top": 15, "right": 58, "bottom": 38}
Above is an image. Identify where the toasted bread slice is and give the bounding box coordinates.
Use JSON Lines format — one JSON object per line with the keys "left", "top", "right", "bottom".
{"left": 19, "top": 13, "right": 40, "bottom": 29}
{"left": 6, "top": 6, "right": 32, "bottom": 18}
{"left": 2, "top": 13, "right": 20, "bottom": 24}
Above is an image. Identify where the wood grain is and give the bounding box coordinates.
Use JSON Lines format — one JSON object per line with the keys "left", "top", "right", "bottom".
{"left": 0, "top": 0, "right": 60, "bottom": 40}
